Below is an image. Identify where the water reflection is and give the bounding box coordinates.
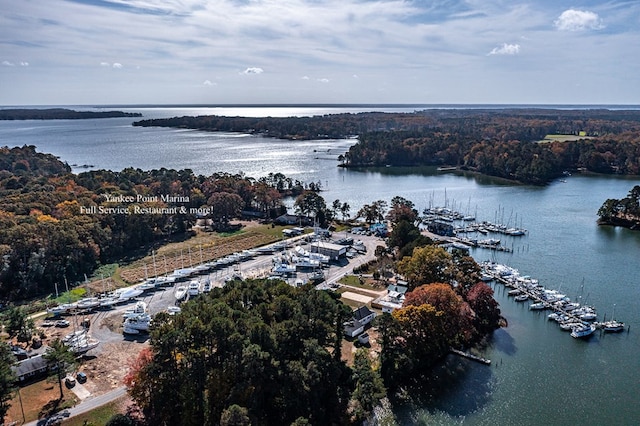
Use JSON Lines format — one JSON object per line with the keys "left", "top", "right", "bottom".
{"left": 393, "top": 355, "right": 495, "bottom": 423}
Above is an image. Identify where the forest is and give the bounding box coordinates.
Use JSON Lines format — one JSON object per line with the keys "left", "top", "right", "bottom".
{"left": 123, "top": 233, "right": 502, "bottom": 425}
{"left": 134, "top": 109, "right": 640, "bottom": 185}
{"left": 0, "top": 108, "right": 141, "bottom": 120}
{"left": 0, "top": 146, "right": 312, "bottom": 300}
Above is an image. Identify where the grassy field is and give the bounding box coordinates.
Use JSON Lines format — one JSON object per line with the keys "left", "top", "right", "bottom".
{"left": 5, "top": 379, "right": 78, "bottom": 424}
{"left": 539, "top": 133, "right": 593, "bottom": 143}
{"left": 62, "top": 396, "right": 130, "bottom": 426}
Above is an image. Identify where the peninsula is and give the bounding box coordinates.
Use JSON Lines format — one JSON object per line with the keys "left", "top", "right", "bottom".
{"left": 0, "top": 108, "right": 142, "bottom": 120}
{"left": 133, "top": 109, "right": 640, "bottom": 185}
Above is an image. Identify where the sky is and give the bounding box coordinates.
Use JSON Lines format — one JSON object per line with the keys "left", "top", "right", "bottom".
{"left": 1, "top": 0, "right": 640, "bottom": 106}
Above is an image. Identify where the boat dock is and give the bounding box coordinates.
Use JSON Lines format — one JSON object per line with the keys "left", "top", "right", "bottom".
{"left": 450, "top": 348, "right": 491, "bottom": 365}
{"left": 482, "top": 262, "right": 627, "bottom": 338}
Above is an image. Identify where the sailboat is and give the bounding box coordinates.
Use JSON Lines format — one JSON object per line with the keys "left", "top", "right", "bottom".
{"left": 599, "top": 304, "right": 625, "bottom": 333}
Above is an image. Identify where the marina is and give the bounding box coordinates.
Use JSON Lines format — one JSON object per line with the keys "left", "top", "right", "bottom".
{"left": 481, "top": 261, "right": 628, "bottom": 338}
{"left": 3, "top": 107, "right": 640, "bottom": 424}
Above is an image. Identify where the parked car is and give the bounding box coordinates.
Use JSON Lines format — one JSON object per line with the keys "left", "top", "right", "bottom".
{"left": 76, "top": 371, "right": 87, "bottom": 383}
{"left": 65, "top": 376, "right": 76, "bottom": 387}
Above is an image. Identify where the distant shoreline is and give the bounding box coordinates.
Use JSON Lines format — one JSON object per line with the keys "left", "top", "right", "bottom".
{"left": 0, "top": 108, "right": 142, "bottom": 120}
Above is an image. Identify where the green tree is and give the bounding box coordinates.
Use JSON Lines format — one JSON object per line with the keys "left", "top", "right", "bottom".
{"left": 105, "top": 413, "right": 136, "bottom": 426}
{"left": 3, "top": 306, "right": 35, "bottom": 346}
{"left": 356, "top": 200, "right": 387, "bottom": 225}
{"left": 294, "top": 191, "right": 327, "bottom": 224}
{"left": 351, "top": 348, "right": 386, "bottom": 422}
{"left": 220, "top": 404, "right": 251, "bottom": 426}
{"left": 43, "top": 338, "right": 77, "bottom": 400}
{"left": 396, "top": 245, "right": 454, "bottom": 290}
{"left": 0, "top": 342, "right": 17, "bottom": 421}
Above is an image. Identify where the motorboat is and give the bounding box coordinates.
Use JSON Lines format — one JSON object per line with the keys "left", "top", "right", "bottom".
{"left": 167, "top": 306, "right": 182, "bottom": 315}
{"left": 174, "top": 285, "right": 188, "bottom": 301}
{"left": 123, "top": 313, "right": 151, "bottom": 333}
{"left": 559, "top": 321, "right": 582, "bottom": 331}
{"left": 135, "top": 280, "right": 158, "bottom": 292}
{"left": 514, "top": 294, "right": 529, "bottom": 302}
{"left": 154, "top": 276, "right": 176, "bottom": 287}
{"left": 529, "top": 302, "right": 546, "bottom": 310}
{"left": 76, "top": 297, "right": 101, "bottom": 310}
{"left": 98, "top": 297, "right": 120, "bottom": 309}
{"left": 272, "top": 263, "right": 296, "bottom": 275}
{"left": 187, "top": 280, "right": 200, "bottom": 296}
{"left": 123, "top": 301, "right": 148, "bottom": 319}
{"left": 123, "top": 325, "right": 140, "bottom": 335}
{"left": 117, "top": 287, "right": 144, "bottom": 302}
{"left": 571, "top": 323, "right": 596, "bottom": 338}
{"left": 47, "top": 303, "right": 77, "bottom": 315}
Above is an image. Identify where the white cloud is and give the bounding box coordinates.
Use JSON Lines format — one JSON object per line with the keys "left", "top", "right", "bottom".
{"left": 112, "top": 62, "right": 123, "bottom": 68}
{"left": 100, "top": 62, "right": 111, "bottom": 67}
{"left": 353, "top": 74, "right": 359, "bottom": 79}
{"left": 317, "top": 78, "right": 330, "bottom": 83}
{"left": 301, "top": 76, "right": 310, "bottom": 80}
{"left": 554, "top": 9, "right": 604, "bottom": 31}
{"left": 242, "top": 67, "right": 264, "bottom": 75}
{"left": 20, "top": 61, "right": 29, "bottom": 66}
{"left": 2, "top": 61, "right": 15, "bottom": 66}
{"left": 488, "top": 43, "right": 520, "bottom": 56}
{"left": 203, "top": 79, "right": 215, "bottom": 86}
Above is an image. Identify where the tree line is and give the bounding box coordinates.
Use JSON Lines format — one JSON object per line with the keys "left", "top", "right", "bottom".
{"left": 133, "top": 109, "right": 640, "bottom": 185}
{"left": 0, "top": 146, "right": 315, "bottom": 301}
{"left": 0, "top": 108, "right": 141, "bottom": 120}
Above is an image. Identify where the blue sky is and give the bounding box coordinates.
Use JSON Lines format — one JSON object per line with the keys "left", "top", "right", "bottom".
{"left": 1, "top": 0, "right": 639, "bottom": 105}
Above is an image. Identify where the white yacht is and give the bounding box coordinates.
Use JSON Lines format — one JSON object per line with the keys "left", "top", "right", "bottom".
{"left": 174, "top": 284, "right": 188, "bottom": 301}
{"left": 123, "top": 313, "right": 151, "bottom": 333}
{"left": 76, "top": 297, "right": 101, "bottom": 310}
{"left": 571, "top": 323, "right": 596, "bottom": 339}
{"left": 187, "top": 280, "right": 200, "bottom": 296}
{"left": 116, "top": 287, "right": 144, "bottom": 302}
{"left": 123, "top": 301, "right": 147, "bottom": 319}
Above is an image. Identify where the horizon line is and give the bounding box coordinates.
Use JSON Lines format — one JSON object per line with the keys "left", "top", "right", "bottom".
{"left": 2, "top": 102, "right": 640, "bottom": 109}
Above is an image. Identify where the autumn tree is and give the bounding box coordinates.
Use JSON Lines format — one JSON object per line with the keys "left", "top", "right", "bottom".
{"left": 208, "top": 192, "right": 244, "bottom": 226}
{"left": 403, "top": 283, "right": 474, "bottom": 347}
{"left": 466, "top": 282, "right": 503, "bottom": 334}
{"left": 386, "top": 196, "right": 418, "bottom": 225}
{"left": 396, "top": 245, "right": 454, "bottom": 290}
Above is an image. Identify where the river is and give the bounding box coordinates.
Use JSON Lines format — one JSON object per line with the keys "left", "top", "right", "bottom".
{"left": 1, "top": 106, "right": 639, "bottom": 425}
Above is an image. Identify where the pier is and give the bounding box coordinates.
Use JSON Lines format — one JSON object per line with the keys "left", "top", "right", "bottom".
{"left": 450, "top": 348, "right": 492, "bottom": 365}
{"left": 482, "top": 262, "right": 628, "bottom": 338}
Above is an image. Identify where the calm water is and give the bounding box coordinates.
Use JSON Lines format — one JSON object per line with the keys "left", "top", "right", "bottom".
{"left": 1, "top": 106, "right": 640, "bottom": 425}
